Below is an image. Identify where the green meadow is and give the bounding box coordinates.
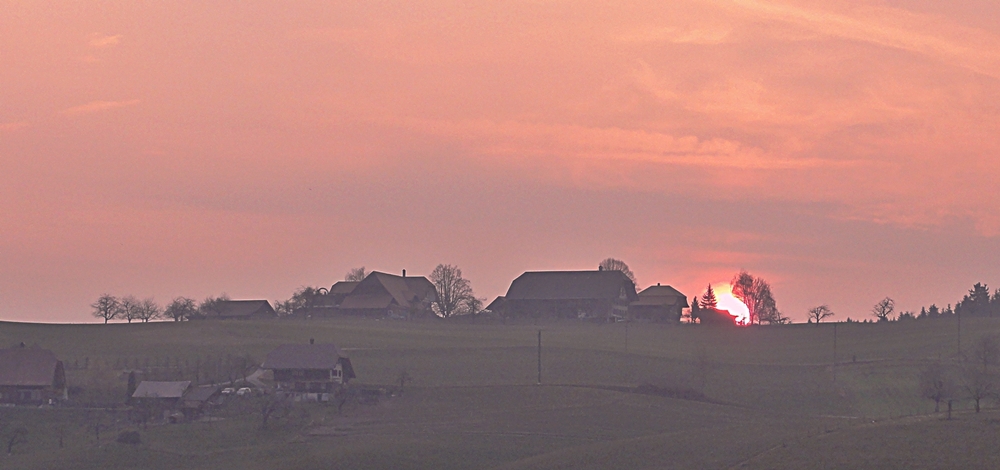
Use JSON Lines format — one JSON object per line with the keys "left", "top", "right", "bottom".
{"left": 1, "top": 316, "right": 998, "bottom": 469}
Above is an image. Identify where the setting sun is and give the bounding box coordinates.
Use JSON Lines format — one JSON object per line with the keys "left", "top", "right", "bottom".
{"left": 713, "top": 284, "right": 750, "bottom": 325}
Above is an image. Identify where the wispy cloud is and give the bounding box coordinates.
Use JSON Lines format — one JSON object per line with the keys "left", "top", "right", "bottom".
{"left": 88, "top": 34, "right": 122, "bottom": 48}
{"left": 59, "top": 99, "right": 141, "bottom": 116}
{"left": 618, "top": 25, "right": 732, "bottom": 45}
{"left": 0, "top": 121, "right": 30, "bottom": 132}
{"left": 731, "top": 0, "right": 1000, "bottom": 78}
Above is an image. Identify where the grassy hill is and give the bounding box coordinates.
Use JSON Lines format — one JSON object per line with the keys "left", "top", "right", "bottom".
{"left": 0, "top": 316, "right": 997, "bottom": 469}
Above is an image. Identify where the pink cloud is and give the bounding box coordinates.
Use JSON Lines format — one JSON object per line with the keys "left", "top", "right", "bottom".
{"left": 59, "top": 99, "right": 141, "bottom": 116}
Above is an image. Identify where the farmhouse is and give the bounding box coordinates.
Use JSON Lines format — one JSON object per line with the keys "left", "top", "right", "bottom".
{"left": 630, "top": 284, "right": 689, "bottom": 323}
{"left": 262, "top": 342, "right": 355, "bottom": 401}
{"left": 0, "top": 344, "right": 67, "bottom": 405}
{"left": 208, "top": 300, "right": 277, "bottom": 320}
{"left": 494, "top": 270, "right": 638, "bottom": 321}
{"left": 336, "top": 271, "right": 437, "bottom": 319}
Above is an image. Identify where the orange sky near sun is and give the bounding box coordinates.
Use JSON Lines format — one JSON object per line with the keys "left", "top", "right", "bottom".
{"left": 1, "top": 1, "right": 999, "bottom": 322}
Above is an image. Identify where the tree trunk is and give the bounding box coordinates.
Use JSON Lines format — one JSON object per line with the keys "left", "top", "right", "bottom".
{"left": 975, "top": 398, "right": 981, "bottom": 413}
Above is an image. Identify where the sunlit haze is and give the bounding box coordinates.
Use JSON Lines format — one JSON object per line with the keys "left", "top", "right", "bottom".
{"left": 2, "top": 1, "right": 1000, "bottom": 322}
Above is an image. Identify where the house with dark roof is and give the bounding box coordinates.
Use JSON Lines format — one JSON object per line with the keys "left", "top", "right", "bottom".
{"left": 697, "top": 307, "right": 738, "bottom": 326}
{"left": 336, "top": 271, "right": 437, "bottom": 319}
{"left": 630, "top": 284, "right": 689, "bottom": 323}
{"left": 262, "top": 342, "right": 355, "bottom": 401}
{"left": 0, "top": 345, "right": 67, "bottom": 405}
{"left": 199, "top": 300, "right": 276, "bottom": 320}
{"left": 494, "top": 270, "right": 639, "bottom": 321}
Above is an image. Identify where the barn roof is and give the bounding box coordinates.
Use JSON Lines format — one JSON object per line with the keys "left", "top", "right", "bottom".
{"left": 183, "top": 385, "right": 220, "bottom": 403}
{"left": 0, "top": 345, "right": 61, "bottom": 387}
{"left": 133, "top": 381, "right": 191, "bottom": 399}
{"left": 329, "top": 281, "right": 360, "bottom": 295}
{"left": 633, "top": 285, "right": 689, "bottom": 308}
{"left": 339, "top": 272, "right": 437, "bottom": 310}
{"left": 262, "top": 344, "right": 345, "bottom": 370}
{"left": 504, "top": 271, "right": 638, "bottom": 301}
{"left": 216, "top": 300, "right": 275, "bottom": 318}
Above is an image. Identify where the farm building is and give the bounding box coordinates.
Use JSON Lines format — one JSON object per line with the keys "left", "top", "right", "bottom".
{"left": 335, "top": 271, "right": 437, "bottom": 319}
{"left": 132, "top": 380, "right": 192, "bottom": 406}
{"left": 630, "top": 284, "right": 689, "bottom": 323}
{"left": 181, "top": 385, "right": 222, "bottom": 416}
{"left": 201, "top": 300, "right": 276, "bottom": 320}
{"left": 493, "top": 270, "right": 639, "bottom": 321}
{"left": 0, "top": 344, "right": 67, "bottom": 405}
{"left": 262, "top": 342, "right": 355, "bottom": 401}
{"left": 697, "top": 307, "right": 738, "bottom": 326}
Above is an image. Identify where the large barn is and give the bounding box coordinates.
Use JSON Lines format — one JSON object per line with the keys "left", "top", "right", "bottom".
{"left": 491, "top": 270, "right": 638, "bottom": 321}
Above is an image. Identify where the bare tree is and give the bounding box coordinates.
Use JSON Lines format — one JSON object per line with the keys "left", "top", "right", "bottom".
{"left": 918, "top": 362, "right": 954, "bottom": 413}
{"left": 970, "top": 334, "right": 1000, "bottom": 372}
{"left": 599, "top": 258, "right": 637, "bottom": 286}
{"left": 871, "top": 297, "right": 895, "bottom": 322}
{"left": 135, "top": 297, "right": 160, "bottom": 322}
{"left": 807, "top": 305, "right": 835, "bottom": 324}
{"left": 731, "top": 271, "right": 782, "bottom": 325}
{"left": 91, "top": 294, "right": 119, "bottom": 324}
{"left": 164, "top": 297, "right": 197, "bottom": 321}
{"left": 197, "top": 293, "right": 231, "bottom": 318}
{"left": 5, "top": 426, "right": 27, "bottom": 455}
{"left": 345, "top": 267, "right": 367, "bottom": 282}
{"left": 430, "top": 264, "right": 475, "bottom": 318}
{"left": 961, "top": 364, "right": 997, "bottom": 413}
{"left": 119, "top": 295, "right": 141, "bottom": 323}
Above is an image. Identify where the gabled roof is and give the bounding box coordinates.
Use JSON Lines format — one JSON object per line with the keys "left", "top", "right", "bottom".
{"left": 216, "top": 300, "right": 275, "bottom": 318}
{"left": 633, "top": 285, "right": 690, "bottom": 308}
{"left": 330, "top": 281, "right": 360, "bottom": 295}
{"left": 133, "top": 381, "right": 191, "bottom": 399}
{"left": 0, "top": 345, "right": 61, "bottom": 387}
{"left": 262, "top": 344, "right": 346, "bottom": 370}
{"left": 504, "top": 270, "right": 638, "bottom": 302}
{"left": 339, "top": 271, "right": 437, "bottom": 310}
{"left": 183, "top": 385, "right": 220, "bottom": 403}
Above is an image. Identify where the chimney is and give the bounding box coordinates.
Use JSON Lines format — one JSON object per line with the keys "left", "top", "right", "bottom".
{"left": 657, "top": 282, "right": 661, "bottom": 286}
{"left": 402, "top": 269, "right": 406, "bottom": 277}
{"left": 309, "top": 338, "right": 314, "bottom": 345}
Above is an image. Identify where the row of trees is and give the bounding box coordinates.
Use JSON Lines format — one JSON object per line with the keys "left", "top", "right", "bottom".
{"left": 920, "top": 334, "right": 1000, "bottom": 415}
{"left": 862, "top": 283, "right": 1000, "bottom": 323}
{"left": 91, "top": 294, "right": 230, "bottom": 323}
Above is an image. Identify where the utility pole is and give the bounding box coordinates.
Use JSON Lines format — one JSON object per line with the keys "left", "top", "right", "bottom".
{"left": 537, "top": 330, "right": 542, "bottom": 385}
{"left": 833, "top": 322, "right": 838, "bottom": 386}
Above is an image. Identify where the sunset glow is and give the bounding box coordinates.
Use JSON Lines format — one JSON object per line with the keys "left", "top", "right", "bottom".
{"left": 1, "top": 1, "right": 1000, "bottom": 322}
{"left": 712, "top": 284, "right": 751, "bottom": 325}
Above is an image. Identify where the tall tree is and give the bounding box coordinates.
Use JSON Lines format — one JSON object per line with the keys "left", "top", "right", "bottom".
{"left": 958, "top": 283, "right": 992, "bottom": 317}
{"left": 345, "top": 267, "right": 367, "bottom": 282}
{"left": 871, "top": 297, "right": 895, "bottom": 322}
{"left": 91, "top": 294, "right": 119, "bottom": 324}
{"left": 731, "top": 271, "right": 781, "bottom": 325}
{"left": 700, "top": 285, "right": 718, "bottom": 309}
{"left": 430, "top": 264, "right": 475, "bottom": 318}
{"left": 135, "top": 297, "right": 160, "bottom": 322}
{"left": 118, "top": 295, "right": 141, "bottom": 323}
{"left": 807, "top": 305, "right": 835, "bottom": 324}
{"left": 689, "top": 297, "right": 701, "bottom": 323}
{"left": 598, "top": 258, "right": 637, "bottom": 286}
{"left": 198, "top": 294, "right": 231, "bottom": 318}
{"left": 164, "top": 297, "right": 197, "bottom": 321}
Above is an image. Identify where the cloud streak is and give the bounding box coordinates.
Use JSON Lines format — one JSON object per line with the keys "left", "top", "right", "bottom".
{"left": 59, "top": 99, "right": 141, "bottom": 116}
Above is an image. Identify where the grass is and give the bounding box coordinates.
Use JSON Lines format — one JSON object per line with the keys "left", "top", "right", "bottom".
{"left": 0, "top": 315, "right": 998, "bottom": 468}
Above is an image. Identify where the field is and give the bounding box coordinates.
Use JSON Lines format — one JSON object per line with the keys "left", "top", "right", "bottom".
{"left": 1, "top": 316, "right": 998, "bottom": 469}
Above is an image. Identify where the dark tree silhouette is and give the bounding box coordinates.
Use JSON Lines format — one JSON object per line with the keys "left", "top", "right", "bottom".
{"left": 918, "top": 363, "right": 953, "bottom": 413}
{"left": 807, "top": 305, "right": 835, "bottom": 324}
{"left": 119, "top": 295, "right": 141, "bottom": 323}
{"left": 430, "top": 264, "right": 475, "bottom": 318}
{"left": 345, "top": 267, "right": 367, "bottom": 282}
{"left": 136, "top": 297, "right": 160, "bottom": 322}
{"left": 164, "top": 297, "right": 197, "bottom": 321}
{"left": 689, "top": 297, "right": 701, "bottom": 323}
{"left": 700, "top": 285, "right": 718, "bottom": 309}
{"left": 970, "top": 334, "right": 1000, "bottom": 372}
{"left": 731, "top": 271, "right": 782, "bottom": 325}
{"left": 871, "top": 297, "right": 895, "bottom": 322}
{"left": 91, "top": 294, "right": 119, "bottom": 324}
{"left": 598, "top": 258, "right": 637, "bottom": 286}
{"left": 961, "top": 364, "right": 996, "bottom": 413}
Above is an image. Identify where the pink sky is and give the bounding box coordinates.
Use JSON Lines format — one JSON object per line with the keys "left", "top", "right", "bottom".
{"left": 2, "top": 1, "right": 999, "bottom": 322}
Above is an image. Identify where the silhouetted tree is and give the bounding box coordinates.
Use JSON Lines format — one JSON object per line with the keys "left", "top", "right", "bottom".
{"left": 345, "top": 267, "right": 367, "bottom": 282}
{"left": 918, "top": 362, "right": 954, "bottom": 413}
{"left": 91, "top": 294, "right": 119, "bottom": 324}
{"left": 197, "top": 294, "right": 231, "bottom": 318}
{"left": 970, "top": 334, "right": 1000, "bottom": 372}
{"left": 961, "top": 364, "right": 997, "bottom": 413}
{"left": 275, "top": 286, "right": 325, "bottom": 317}
{"left": 700, "top": 285, "right": 718, "bottom": 310}
{"left": 430, "top": 264, "right": 475, "bottom": 318}
{"left": 689, "top": 297, "right": 701, "bottom": 323}
{"left": 135, "top": 297, "right": 160, "bottom": 322}
{"left": 119, "top": 295, "right": 141, "bottom": 323}
{"left": 598, "top": 258, "right": 637, "bottom": 286}
{"left": 731, "top": 271, "right": 781, "bottom": 325}
{"left": 957, "top": 283, "right": 992, "bottom": 317}
{"left": 164, "top": 297, "right": 197, "bottom": 321}
{"left": 807, "top": 305, "right": 835, "bottom": 324}
{"left": 871, "top": 297, "right": 895, "bottom": 322}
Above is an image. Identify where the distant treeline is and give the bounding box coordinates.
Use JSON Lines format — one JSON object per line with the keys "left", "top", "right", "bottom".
{"left": 848, "top": 282, "right": 1000, "bottom": 323}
